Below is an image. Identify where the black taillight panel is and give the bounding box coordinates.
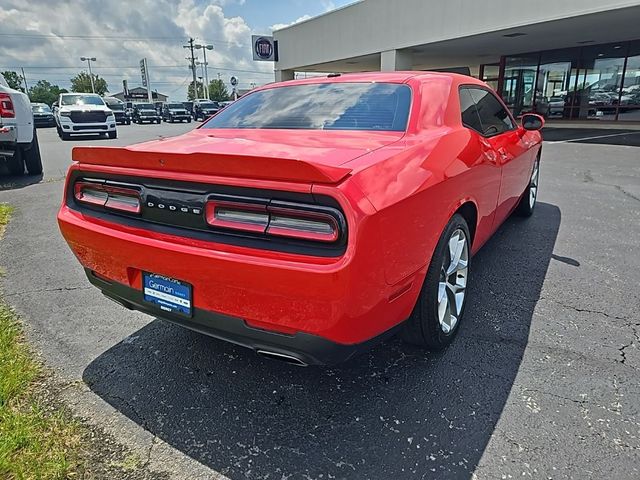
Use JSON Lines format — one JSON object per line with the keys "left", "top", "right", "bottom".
{"left": 66, "top": 171, "right": 348, "bottom": 257}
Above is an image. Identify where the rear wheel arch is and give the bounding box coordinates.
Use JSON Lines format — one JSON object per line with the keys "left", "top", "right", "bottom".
{"left": 453, "top": 201, "right": 478, "bottom": 247}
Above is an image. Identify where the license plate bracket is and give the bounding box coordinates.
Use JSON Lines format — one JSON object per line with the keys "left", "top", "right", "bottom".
{"left": 142, "top": 272, "right": 192, "bottom": 317}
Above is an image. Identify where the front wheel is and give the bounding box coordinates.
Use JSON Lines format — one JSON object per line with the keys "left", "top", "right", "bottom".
{"left": 515, "top": 156, "right": 540, "bottom": 217}
{"left": 401, "top": 214, "right": 470, "bottom": 349}
{"left": 108, "top": 131, "right": 117, "bottom": 139}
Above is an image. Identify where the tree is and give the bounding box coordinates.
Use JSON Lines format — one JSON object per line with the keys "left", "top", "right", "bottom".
{"left": 208, "top": 79, "right": 230, "bottom": 102}
{"left": 187, "top": 80, "right": 204, "bottom": 101}
{"left": 29, "top": 80, "right": 68, "bottom": 106}
{"left": 1, "top": 71, "right": 25, "bottom": 92}
{"left": 70, "top": 71, "right": 108, "bottom": 95}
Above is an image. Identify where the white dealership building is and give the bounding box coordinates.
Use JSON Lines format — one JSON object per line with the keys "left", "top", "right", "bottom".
{"left": 272, "top": 0, "right": 640, "bottom": 122}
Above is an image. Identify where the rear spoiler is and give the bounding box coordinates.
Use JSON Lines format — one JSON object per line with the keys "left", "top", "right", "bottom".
{"left": 72, "top": 146, "right": 352, "bottom": 184}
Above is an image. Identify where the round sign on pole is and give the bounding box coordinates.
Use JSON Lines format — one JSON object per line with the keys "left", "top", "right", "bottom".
{"left": 230, "top": 76, "right": 238, "bottom": 87}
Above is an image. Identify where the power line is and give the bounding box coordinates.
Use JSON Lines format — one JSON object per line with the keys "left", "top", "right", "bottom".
{"left": 0, "top": 32, "right": 239, "bottom": 47}
{"left": 2, "top": 65, "right": 273, "bottom": 75}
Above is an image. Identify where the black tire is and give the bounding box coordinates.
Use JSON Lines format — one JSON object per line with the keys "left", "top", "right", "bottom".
{"left": 7, "top": 146, "right": 25, "bottom": 176}
{"left": 401, "top": 214, "right": 471, "bottom": 350}
{"left": 515, "top": 156, "right": 540, "bottom": 217}
{"left": 187, "top": 118, "right": 191, "bottom": 123}
{"left": 108, "top": 131, "right": 117, "bottom": 139}
{"left": 24, "top": 129, "right": 43, "bottom": 175}
{"left": 61, "top": 131, "right": 71, "bottom": 141}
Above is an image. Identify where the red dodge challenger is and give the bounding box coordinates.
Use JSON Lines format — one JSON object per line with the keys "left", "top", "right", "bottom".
{"left": 58, "top": 72, "right": 543, "bottom": 366}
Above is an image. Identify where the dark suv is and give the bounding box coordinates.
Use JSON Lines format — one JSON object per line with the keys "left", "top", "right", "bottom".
{"left": 193, "top": 100, "right": 220, "bottom": 121}
{"left": 103, "top": 97, "right": 131, "bottom": 125}
{"left": 162, "top": 103, "right": 192, "bottom": 123}
{"left": 132, "top": 103, "right": 161, "bottom": 124}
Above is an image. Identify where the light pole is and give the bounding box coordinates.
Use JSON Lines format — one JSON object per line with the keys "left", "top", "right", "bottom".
{"left": 80, "top": 56, "right": 97, "bottom": 93}
{"left": 196, "top": 63, "right": 208, "bottom": 98}
{"left": 195, "top": 44, "right": 213, "bottom": 99}
{"left": 197, "top": 76, "right": 204, "bottom": 99}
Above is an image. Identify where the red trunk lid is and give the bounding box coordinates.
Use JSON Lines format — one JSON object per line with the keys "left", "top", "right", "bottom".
{"left": 72, "top": 129, "right": 404, "bottom": 184}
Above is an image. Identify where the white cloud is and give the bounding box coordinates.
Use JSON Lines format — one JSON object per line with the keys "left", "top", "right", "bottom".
{"left": 0, "top": 0, "right": 273, "bottom": 100}
{"left": 270, "top": 14, "right": 312, "bottom": 32}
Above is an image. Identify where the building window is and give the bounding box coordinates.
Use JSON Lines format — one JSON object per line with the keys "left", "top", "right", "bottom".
{"left": 481, "top": 64, "right": 500, "bottom": 92}
{"left": 619, "top": 40, "right": 640, "bottom": 122}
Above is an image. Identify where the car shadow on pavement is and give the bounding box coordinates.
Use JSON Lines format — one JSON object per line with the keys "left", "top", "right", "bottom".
{"left": 83, "top": 202, "right": 561, "bottom": 479}
{"left": 0, "top": 172, "right": 43, "bottom": 191}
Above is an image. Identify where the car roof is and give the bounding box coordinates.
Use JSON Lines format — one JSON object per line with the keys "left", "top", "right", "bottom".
{"left": 255, "top": 71, "right": 486, "bottom": 92}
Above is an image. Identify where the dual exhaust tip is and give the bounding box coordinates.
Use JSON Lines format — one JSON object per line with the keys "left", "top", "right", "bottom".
{"left": 256, "top": 349, "right": 308, "bottom": 367}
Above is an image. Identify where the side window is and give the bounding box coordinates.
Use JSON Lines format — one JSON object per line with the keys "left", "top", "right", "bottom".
{"left": 459, "top": 88, "right": 483, "bottom": 133}
{"left": 469, "top": 88, "right": 516, "bottom": 136}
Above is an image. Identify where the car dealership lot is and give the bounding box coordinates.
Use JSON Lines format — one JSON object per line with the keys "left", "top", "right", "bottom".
{"left": 1, "top": 125, "right": 639, "bottom": 479}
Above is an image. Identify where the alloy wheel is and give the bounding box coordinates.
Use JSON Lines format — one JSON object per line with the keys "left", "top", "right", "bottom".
{"left": 437, "top": 228, "right": 469, "bottom": 334}
{"left": 529, "top": 160, "right": 540, "bottom": 209}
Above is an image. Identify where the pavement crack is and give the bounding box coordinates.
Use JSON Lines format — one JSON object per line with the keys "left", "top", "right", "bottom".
{"left": 618, "top": 326, "right": 639, "bottom": 365}
{"left": 540, "top": 296, "right": 628, "bottom": 321}
{"left": 4, "top": 285, "right": 93, "bottom": 297}
{"left": 583, "top": 170, "right": 640, "bottom": 203}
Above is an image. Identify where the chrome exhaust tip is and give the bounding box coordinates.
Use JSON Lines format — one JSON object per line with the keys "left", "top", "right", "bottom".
{"left": 256, "top": 350, "right": 308, "bottom": 367}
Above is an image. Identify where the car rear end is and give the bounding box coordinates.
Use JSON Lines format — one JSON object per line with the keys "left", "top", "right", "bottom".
{"left": 57, "top": 79, "right": 419, "bottom": 365}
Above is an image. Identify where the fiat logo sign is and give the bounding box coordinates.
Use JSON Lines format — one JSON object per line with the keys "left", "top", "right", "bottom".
{"left": 254, "top": 37, "right": 273, "bottom": 60}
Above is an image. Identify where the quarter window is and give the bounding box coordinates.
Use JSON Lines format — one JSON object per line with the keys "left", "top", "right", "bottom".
{"left": 459, "top": 88, "right": 483, "bottom": 133}
{"left": 468, "top": 88, "right": 516, "bottom": 136}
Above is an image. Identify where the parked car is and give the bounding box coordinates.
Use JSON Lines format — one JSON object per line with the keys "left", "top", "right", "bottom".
{"left": 55, "top": 93, "right": 116, "bottom": 140}
{"left": 58, "top": 72, "right": 543, "bottom": 366}
{"left": 182, "top": 101, "right": 194, "bottom": 118}
{"left": 0, "top": 74, "right": 42, "bottom": 175}
{"left": 192, "top": 100, "right": 220, "bottom": 120}
{"left": 103, "top": 97, "right": 131, "bottom": 125}
{"left": 132, "top": 103, "right": 161, "bottom": 124}
{"left": 162, "top": 103, "right": 191, "bottom": 123}
{"left": 31, "top": 103, "right": 56, "bottom": 128}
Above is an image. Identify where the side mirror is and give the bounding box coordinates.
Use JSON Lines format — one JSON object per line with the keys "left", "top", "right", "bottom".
{"left": 521, "top": 113, "right": 544, "bottom": 131}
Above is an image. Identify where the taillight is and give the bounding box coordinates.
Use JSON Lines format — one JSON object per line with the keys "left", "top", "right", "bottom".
{"left": 205, "top": 200, "right": 268, "bottom": 233}
{"left": 74, "top": 181, "right": 141, "bottom": 214}
{"left": 266, "top": 207, "right": 339, "bottom": 242}
{"left": 0, "top": 93, "right": 15, "bottom": 118}
{"left": 205, "top": 199, "right": 343, "bottom": 243}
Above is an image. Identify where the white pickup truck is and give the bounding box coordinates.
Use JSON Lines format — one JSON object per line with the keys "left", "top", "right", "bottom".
{"left": 54, "top": 93, "right": 116, "bottom": 140}
{"left": 0, "top": 74, "right": 43, "bottom": 176}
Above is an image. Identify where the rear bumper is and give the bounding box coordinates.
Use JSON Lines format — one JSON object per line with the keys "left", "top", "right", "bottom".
{"left": 86, "top": 268, "right": 394, "bottom": 365}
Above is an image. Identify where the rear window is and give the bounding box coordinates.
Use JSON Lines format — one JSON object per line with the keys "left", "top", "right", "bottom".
{"left": 202, "top": 82, "right": 412, "bottom": 131}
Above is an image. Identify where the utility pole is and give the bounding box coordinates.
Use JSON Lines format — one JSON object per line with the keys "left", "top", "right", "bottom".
{"left": 20, "top": 67, "right": 29, "bottom": 97}
{"left": 183, "top": 38, "right": 197, "bottom": 99}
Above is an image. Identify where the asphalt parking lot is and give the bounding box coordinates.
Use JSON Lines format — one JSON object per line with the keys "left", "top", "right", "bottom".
{"left": 1, "top": 125, "right": 639, "bottom": 479}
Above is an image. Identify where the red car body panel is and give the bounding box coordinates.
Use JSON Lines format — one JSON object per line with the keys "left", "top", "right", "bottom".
{"left": 58, "top": 72, "right": 542, "bottom": 363}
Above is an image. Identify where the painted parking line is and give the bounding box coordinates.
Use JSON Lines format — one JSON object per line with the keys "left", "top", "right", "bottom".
{"left": 546, "top": 131, "right": 640, "bottom": 144}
